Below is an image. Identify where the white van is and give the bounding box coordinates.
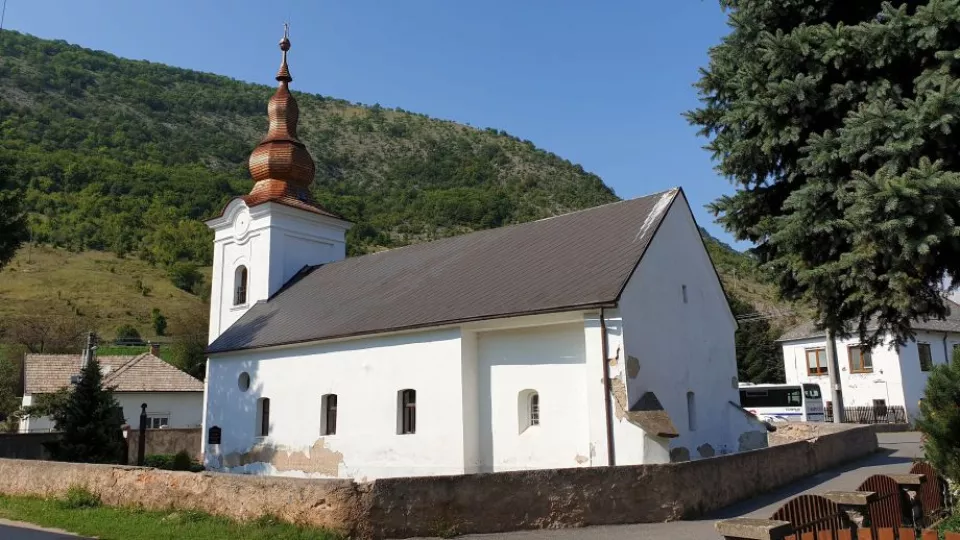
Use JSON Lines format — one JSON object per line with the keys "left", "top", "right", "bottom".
{"left": 738, "top": 383, "right": 825, "bottom": 422}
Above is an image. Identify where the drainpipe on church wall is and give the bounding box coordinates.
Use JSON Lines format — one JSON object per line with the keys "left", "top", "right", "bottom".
{"left": 599, "top": 308, "right": 616, "bottom": 467}
{"left": 943, "top": 333, "right": 949, "bottom": 365}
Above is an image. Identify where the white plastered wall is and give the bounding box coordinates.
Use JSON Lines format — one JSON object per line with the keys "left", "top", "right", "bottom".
{"left": 474, "top": 321, "right": 591, "bottom": 472}
{"left": 204, "top": 328, "right": 465, "bottom": 480}
{"left": 206, "top": 200, "right": 350, "bottom": 344}
{"left": 618, "top": 191, "right": 762, "bottom": 461}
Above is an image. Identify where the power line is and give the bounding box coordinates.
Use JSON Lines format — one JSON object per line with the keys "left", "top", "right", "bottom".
{"left": 0, "top": 0, "right": 7, "bottom": 34}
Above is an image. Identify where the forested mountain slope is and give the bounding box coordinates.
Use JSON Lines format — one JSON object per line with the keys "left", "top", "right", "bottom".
{"left": 0, "top": 29, "right": 615, "bottom": 262}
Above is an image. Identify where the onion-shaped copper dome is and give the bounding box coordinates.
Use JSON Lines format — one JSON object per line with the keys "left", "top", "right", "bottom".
{"left": 243, "top": 26, "right": 336, "bottom": 217}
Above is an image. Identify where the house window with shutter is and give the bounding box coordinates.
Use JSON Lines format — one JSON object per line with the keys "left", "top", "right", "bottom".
{"left": 398, "top": 389, "right": 416, "bottom": 434}
{"left": 806, "top": 348, "right": 828, "bottom": 376}
{"left": 848, "top": 345, "right": 873, "bottom": 374}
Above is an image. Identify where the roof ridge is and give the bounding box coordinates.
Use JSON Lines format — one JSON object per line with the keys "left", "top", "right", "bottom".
{"left": 102, "top": 352, "right": 147, "bottom": 385}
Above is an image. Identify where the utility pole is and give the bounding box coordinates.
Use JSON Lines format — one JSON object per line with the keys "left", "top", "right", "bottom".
{"left": 81, "top": 331, "right": 96, "bottom": 370}
{"left": 824, "top": 329, "right": 845, "bottom": 423}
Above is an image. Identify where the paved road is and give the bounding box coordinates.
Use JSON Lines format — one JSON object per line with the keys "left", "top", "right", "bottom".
{"left": 0, "top": 433, "right": 922, "bottom": 540}
{"left": 423, "top": 432, "right": 924, "bottom": 540}
{"left": 0, "top": 520, "right": 83, "bottom": 539}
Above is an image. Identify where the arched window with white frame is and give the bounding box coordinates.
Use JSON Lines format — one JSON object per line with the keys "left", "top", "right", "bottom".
{"left": 518, "top": 389, "right": 540, "bottom": 433}
{"left": 234, "top": 265, "right": 248, "bottom": 306}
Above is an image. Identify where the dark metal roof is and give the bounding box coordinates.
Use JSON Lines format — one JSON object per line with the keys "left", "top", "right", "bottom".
{"left": 208, "top": 188, "right": 681, "bottom": 354}
{"left": 778, "top": 300, "right": 960, "bottom": 342}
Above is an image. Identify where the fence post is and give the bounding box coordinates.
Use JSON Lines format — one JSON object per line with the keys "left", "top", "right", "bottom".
{"left": 890, "top": 474, "right": 927, "bottom": 530}
{"left": 137, "top": 403, "right": 147, "bottom": 466}
{"left": 715, "top": 518, "right": 792, "bottom": 540}
{"left": 822, "top": 490, "right": 877, "bottom": 530}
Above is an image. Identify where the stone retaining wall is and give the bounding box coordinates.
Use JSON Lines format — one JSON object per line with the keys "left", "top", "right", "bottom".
{"left": 0, "top": 423, "right": 877, "bottom": 538}
{"left": 125, "top": 427, "right": 201, "bottom": 463}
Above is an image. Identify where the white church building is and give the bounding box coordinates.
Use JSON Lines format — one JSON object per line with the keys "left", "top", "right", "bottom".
{"left": 201, "top": 32, "right": 768, "bottom": 480}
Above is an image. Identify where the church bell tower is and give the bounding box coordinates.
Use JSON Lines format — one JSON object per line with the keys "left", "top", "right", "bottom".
{"left": 205, "top": 26, "right": 352, "bottom": 343}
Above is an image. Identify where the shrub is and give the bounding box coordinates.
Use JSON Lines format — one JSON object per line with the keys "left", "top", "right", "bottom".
{"left": 61, "top": 485, "right": 101, "bottom": 509}
{"left": 144, "top": 451, "right": 203, "bottom": 472}
{"left": 916, "top": 348, "right": 960, "bottom": 484}
{"left": 151, "top": 308, "right": 167, "bottom": 336}
{"left": 172, "top": 450, "right": 192, "bottom": 471}
{"left": 115, "top": 324, "right": 141, "bottom": 342}
{"left": 144, "top": 454, "right": 175, "bottom": 469}
{"left": 167, "top": 262, "right": 202, "bottom": 293}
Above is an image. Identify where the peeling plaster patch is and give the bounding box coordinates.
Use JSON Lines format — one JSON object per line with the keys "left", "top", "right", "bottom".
{"left": 697, "top": 443, "right": 715, "bottom": 458}
{"left": 609, "top": 377, "right": 679, "bottom": 437}
{"left": 223, "top": 439, "right": 344, "bottom": 477}
{"left": 670, "top": 447, "right": 690, "bottom": 463}
{"left": 575, "top": 454, "right": 589, "bottom": 465}
{"left": 626, "top": 356, "right": 640, "bottom": 379}
{"left": 610, "top": 377, "right": 629, "bottom": 421}
{"left": 634, "top": 190, "right": 675, "bottom": 243}
{"left": 738, "top": 430, "right": 768, "bottom": 452}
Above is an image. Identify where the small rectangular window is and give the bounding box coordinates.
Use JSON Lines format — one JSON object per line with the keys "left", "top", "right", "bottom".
{"left": 321, "top": 394, "right": 337, "bottom": 436}
{"left": 873, "top": 399, "right": 887, "bottom": 417}
{"left": 918, "top": 343, "right": 933, "bottom": 372}
{"left": 848, "top": 345, "right": 873, "bottom": 373}
{"left": 258, "top": 397, "right": 270, "bottom": 437}
{"left": 686, "top": 391, "right": 697, "bottom": 431}
{"left": 148, "top": 416, "right": 169, "bottom": 429}
{"left": 399, "top": 389, "right": 416, "bottom": 435}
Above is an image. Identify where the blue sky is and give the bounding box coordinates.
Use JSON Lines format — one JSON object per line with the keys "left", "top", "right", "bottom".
{"left": 4, "top": 1, "right": 744, "bottom": 248}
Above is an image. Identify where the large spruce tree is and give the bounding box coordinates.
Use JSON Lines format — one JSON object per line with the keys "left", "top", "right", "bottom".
{"left": 50, "top": 356, "right": 125, "bottom": 464}
{"left": 688, "top": 1, "right": 960, "bottom": 345}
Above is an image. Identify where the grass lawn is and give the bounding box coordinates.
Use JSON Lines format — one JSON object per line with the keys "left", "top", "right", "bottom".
{"left": 0, "top": 494, "right": 343, "bottom": 540}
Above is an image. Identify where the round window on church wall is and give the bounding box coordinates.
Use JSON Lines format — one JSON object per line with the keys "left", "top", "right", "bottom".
{"left": 238, "top": 372, "right": 251, "bottom": 392}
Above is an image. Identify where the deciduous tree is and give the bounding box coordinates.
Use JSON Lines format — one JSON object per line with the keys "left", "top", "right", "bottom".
{"left": 0, "top": 168, "right": 28, "bottom": 270}
{"left": 688, "top": 1, "right": 960, "bottom": 345}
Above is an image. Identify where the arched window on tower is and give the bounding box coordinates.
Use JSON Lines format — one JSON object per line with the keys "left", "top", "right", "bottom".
{"left": 234, "top": 266, "right": 248, "bottom": 306}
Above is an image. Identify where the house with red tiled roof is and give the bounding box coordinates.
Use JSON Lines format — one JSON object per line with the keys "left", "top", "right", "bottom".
{"left": 18, "top": 351, "right": 203, "bottom": 433}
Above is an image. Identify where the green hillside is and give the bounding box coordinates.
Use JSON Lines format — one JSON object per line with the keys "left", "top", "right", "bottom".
{"left": 0, "top": 29, "right": 615, "bottom": 263}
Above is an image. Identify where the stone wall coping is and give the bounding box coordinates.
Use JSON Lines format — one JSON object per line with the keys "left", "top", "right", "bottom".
{"left": 715, "top": 518, "right": 792, "bottom": 540}
{"left": 822, "top": 490, "right": 877, "bottom": 506}
{"left": 889, "top": 473, "right": 926, "bottom": 486}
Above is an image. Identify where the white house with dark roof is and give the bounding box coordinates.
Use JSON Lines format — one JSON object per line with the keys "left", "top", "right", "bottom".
{"left": 199, "top": 34, "right": 768, "bottom": 480}
{"left": 19, "top": 351, "right": 204, "bottom": 433}
{"left": 778, "top": 302, "right": 960, "bottom": 423}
